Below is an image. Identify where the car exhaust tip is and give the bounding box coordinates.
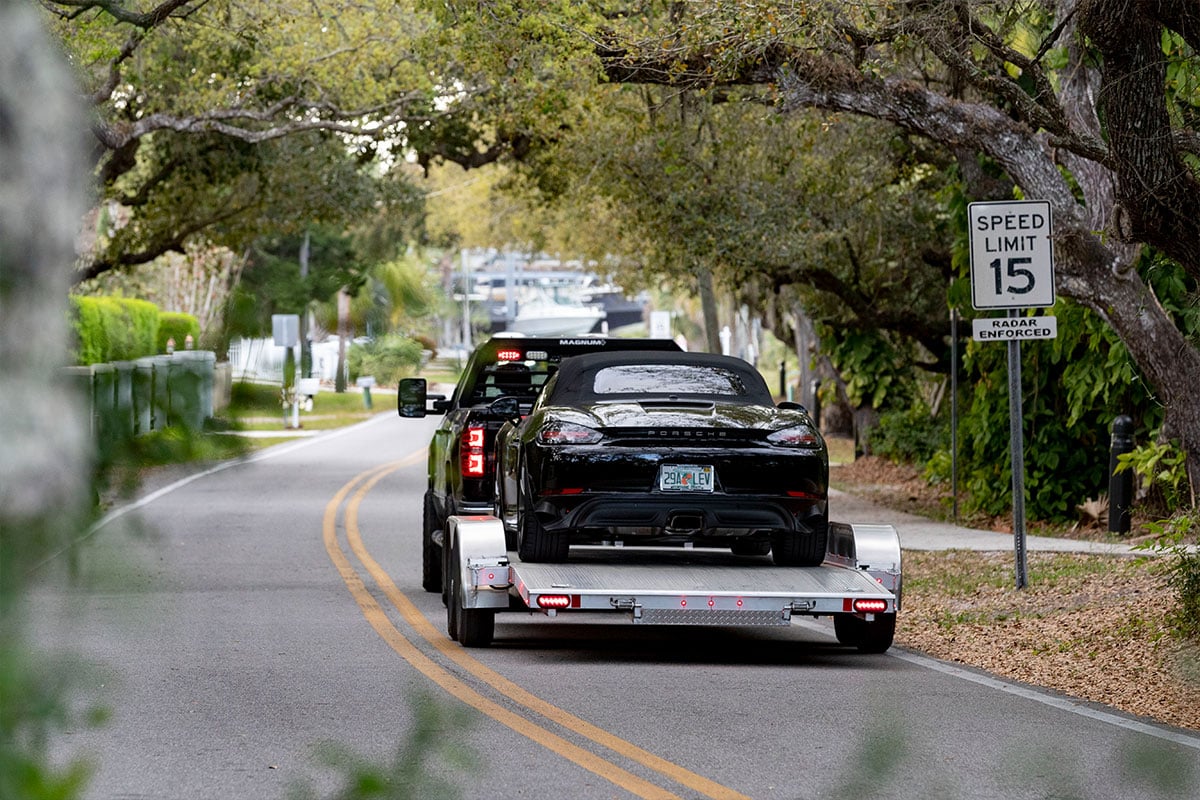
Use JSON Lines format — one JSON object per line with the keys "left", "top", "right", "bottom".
{"left": 666, "top": 513, "right": 703, "bottom": 532}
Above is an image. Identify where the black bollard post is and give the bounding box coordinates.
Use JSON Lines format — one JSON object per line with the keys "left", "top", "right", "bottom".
{"left": 779, "top": 360, "right": 786, "bottom": 399}
{"left": 1108, "top": 415, "right": 1135, "bottom": 534}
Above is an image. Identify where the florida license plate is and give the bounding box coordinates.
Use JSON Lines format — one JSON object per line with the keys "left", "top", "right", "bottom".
{"left": 659, "top": 464, "right": 714, "bottom": 492}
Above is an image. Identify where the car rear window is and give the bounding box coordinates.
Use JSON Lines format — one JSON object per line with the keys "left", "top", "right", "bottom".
{"left": 592, "top": 364, "right": 749, "bottom": 396}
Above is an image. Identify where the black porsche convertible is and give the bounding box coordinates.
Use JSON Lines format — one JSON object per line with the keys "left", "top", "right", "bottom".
{"left": 495, "top": 350, "right": 829, "bottom": 565}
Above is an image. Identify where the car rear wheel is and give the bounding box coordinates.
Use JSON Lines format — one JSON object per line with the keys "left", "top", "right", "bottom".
{"left": 517, "top": 511, "right": 569, "bottom": 563}
{"left": 730, "top": 540, "right": 772, "bottom": 556}
{"left": 771, "top": 523, "right": 828, "bottom": 567}
{"left": 422, "top": 491, "right": 442, "bottom": 593}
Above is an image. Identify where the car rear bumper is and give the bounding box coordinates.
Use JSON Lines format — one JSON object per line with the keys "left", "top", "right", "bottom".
{"left": 532, "top": 491, "right": 827, "bottom": 542}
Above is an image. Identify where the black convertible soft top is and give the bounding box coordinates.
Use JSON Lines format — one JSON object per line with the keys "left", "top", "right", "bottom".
{"left": 547, "top": 350, "right": 774, "bottom": 406}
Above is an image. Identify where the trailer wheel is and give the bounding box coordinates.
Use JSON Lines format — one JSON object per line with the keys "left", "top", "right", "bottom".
{"left": 771, "top": 523, "right": 828, "bottom": 567}
{"left": 421, "top": 492, "right": 443, "bottom": 594}
{"left": 517, "top": 511, "right": 569, "bottom": 563}
{"left": 834, "top": 613, "right": 896, "bottom": 654}
{"left": 447, "top": 539, "right": 495, "bottom": 647}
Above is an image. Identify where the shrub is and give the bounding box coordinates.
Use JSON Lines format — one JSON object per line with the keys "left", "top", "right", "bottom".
{"left": 157, "top": 312, "right": 201, "bottom": 353}
{"left": 69, "top": 296, "right": 160, "bottom": 364}
{"left": 868, "top": 406, "right": 948, "bottom": 463}
{"left": 1137, "top": 511, "right": 1200, "bottom": 640}
{"left": 347, "top": 334, "right": 424, "bottom": 387}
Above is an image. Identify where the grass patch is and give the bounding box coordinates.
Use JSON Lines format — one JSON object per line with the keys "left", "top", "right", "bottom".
{"left": 225, "top": 381, "right": 382, "bottom": 431}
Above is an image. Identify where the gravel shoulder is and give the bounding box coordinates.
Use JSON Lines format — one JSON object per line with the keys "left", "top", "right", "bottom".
{"left": 831, "top": 454, "right": 1200, "bottom": 733}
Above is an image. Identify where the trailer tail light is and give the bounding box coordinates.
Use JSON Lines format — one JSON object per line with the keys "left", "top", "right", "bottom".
{"left": 462, "top": 426, "right": 486, "bottom": 477}
{"left": 853, "top": 599, "right": 890, "bottom": 614}
{"left": 537, "top": 595, "right": 571, "bottom": 609}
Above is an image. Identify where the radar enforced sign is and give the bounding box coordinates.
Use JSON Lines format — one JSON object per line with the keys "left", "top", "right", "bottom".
{"left": 968, "top": 200, "right": 1055, "bottom": 309}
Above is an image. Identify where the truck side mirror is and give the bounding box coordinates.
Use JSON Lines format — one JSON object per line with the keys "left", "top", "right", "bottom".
{"left": 398, "top": 378, "right": 427, "bottom": 418}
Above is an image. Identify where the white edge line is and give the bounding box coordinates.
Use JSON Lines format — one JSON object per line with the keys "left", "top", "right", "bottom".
{"left": 88, "top": 412, "right": 394, "bottom": 534}
{"left": 889, "top": 650, "right": 1200, "bottom": 750}
{"left": 792, "top": 618, "right": 1200, "bottom": 750}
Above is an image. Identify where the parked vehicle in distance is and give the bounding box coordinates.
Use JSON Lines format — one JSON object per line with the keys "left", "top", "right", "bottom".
{"left": 495, "top": 350, "right": 829, "bottom": 565}
{"left": 398, "top": 335, "right": 681, "bottom": 593}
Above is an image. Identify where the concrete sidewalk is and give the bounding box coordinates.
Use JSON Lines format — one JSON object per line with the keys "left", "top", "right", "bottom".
{"left": 830, "top": 487, "right": 1141, "bottom": 555}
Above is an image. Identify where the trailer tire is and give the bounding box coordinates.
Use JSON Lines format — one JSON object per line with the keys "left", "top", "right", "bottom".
{"left": 446, "top": 539, "right": 494, "bottom": 647}
{"left": 771, "top": 523, "right": 828, "bottom": 567}
{"left": 422, "top": 492, "right": 443, "bottom": 594}
{"left": 517, "top": 511, "right": 569, "bottom": 563}
{"left": 834, "top": 613, "right": 896, "bottom": 654}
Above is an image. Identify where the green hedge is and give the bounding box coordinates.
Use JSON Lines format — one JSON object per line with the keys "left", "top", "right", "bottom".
{"left": 70, "top": 296, "right": 162, "bottom": 365}
{"left": 158, "top": 312, "right": 201, "bottom": 353}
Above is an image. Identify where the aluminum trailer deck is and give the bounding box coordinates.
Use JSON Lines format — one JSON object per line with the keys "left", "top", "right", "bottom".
{"left": 443, "top": 516, "right": 901, "bottom": 652}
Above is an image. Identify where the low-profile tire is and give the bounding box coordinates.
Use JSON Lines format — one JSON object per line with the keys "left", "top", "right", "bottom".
{"left": 771, "top": 523, "right": 829, "bottom": 567}
{"left": 517, "top": 511, "right": 569, "bottom": 563}
{"left": 730, "top": 540, "right": 772, "bottom": 556}
{"left": 834, "top": 613, "right": 896, "bottom": 654}
{"left": 421, "top": 492, "right": 443, "bottom": 594}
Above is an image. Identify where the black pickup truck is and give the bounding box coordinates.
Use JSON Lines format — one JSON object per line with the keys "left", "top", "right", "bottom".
{"left": 398, "top": 335, "right": 681, "bottom": 593}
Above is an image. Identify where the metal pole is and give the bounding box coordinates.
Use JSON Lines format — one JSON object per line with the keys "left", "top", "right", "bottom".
{"left": 1007, "top": 308, "right": 1028, "bottom": 589}
{"left": 950, "top": 305, "right": 959, "bottom": 524}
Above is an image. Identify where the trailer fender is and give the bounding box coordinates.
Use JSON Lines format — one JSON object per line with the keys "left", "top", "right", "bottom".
{"left": 446, "top": 515, "right": 511, "bottom": 610}
{"left": 829, "top": 522, "right": 902, "bottom": 608}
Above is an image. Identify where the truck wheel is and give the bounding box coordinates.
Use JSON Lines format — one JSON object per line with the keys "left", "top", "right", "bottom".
{"left": 771, "top": 523, "right": 828, "bottom": 567}
{"left": 422, "top": 492, "right": 442, "bottom": 594}
{"left": 517, "top": 512, "right": 569, "bottom": 563}
{"left": 447, "top": 539, "right": 494, "bottom": 647}
{"left": 834, "top": 613, "right": 896, "bottom": 654}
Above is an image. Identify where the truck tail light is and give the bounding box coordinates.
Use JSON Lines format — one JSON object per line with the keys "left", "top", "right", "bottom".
{"left": 462, "top": 426, "right": 486, "bottom": 477}
{"left": 537, "top": 595, "right": 572, "bottom": 609}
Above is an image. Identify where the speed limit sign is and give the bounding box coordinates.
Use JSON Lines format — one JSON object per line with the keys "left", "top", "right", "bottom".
{"left": 968, "top": 200, "right": 1056, "bottom": 309}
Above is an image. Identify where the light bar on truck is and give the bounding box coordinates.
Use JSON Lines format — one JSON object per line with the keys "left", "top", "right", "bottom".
{"left": 495, "top": 349, "right": 522, "bottom": 361}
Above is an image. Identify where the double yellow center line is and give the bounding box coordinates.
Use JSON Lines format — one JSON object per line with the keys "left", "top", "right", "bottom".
{"left": 323, "top": 455, "right": 751, "bottom": 800}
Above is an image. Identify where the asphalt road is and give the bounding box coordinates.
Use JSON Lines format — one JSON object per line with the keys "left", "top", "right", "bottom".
{"left": 30, "top": 413, "right": 1200, "bottom": 800}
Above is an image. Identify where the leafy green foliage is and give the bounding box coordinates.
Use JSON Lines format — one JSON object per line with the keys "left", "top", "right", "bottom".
{"left": 289, "top": 691, "right": 473, "bottom": 800}
{"left": 929, "top": 299, "right": 1159, "bottom": 522}
{"left": 1117, "top": 437, "right": 1191, "bottom": 515}
{"left": 1137, "top": 511, "right": 1200, "bottom": 640}
{"left": 225, "top": 229, "right": 369, "bottom": 340}
{"left": 69, "top": 296, "right": 161, "bottom": 364}
{"left": 347, "top": 335, "right": 426, "bottom": 387}
{"left": 869, "top": 405, "right": 949, "bottom": 464}
{"left": 157, "top": 312, "right": 201, "bottom": 353}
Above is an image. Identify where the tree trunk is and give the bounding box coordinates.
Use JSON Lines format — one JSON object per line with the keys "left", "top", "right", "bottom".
{"left": 696, "top": 265, "right": 722, "bottom": 353}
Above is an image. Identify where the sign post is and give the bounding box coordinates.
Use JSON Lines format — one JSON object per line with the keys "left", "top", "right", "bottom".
{"left": 968, "top": 201, "right": 1056, "bottom": 589}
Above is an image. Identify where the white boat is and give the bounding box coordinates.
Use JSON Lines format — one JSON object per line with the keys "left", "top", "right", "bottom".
{"left": 508, "top": 289, "right": 606, "bottom": 336}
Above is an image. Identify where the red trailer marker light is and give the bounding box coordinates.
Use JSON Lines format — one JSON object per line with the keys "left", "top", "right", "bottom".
{"left": 853, "top": 599, "right": 889, "bottom": 614}
{"left": 537, "top": 595, "right": 571, "bottom": 609}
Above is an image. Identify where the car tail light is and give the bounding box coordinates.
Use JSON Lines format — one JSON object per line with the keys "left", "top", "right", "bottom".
{"left": 766, "top": 424, "right": 822, "bottom": 448}
{"left": 462, "top": 426, "right": 486, "bottom": 477}
{"left": 537, "top": 422, "right": 603, "bottom": 445}
{"left": 853, "top": 599, "right": 890, "bottom": 614}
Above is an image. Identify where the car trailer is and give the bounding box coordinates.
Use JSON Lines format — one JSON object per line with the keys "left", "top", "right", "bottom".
{"left": 443, "top": 517, "right": 901, "bottom": 653}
